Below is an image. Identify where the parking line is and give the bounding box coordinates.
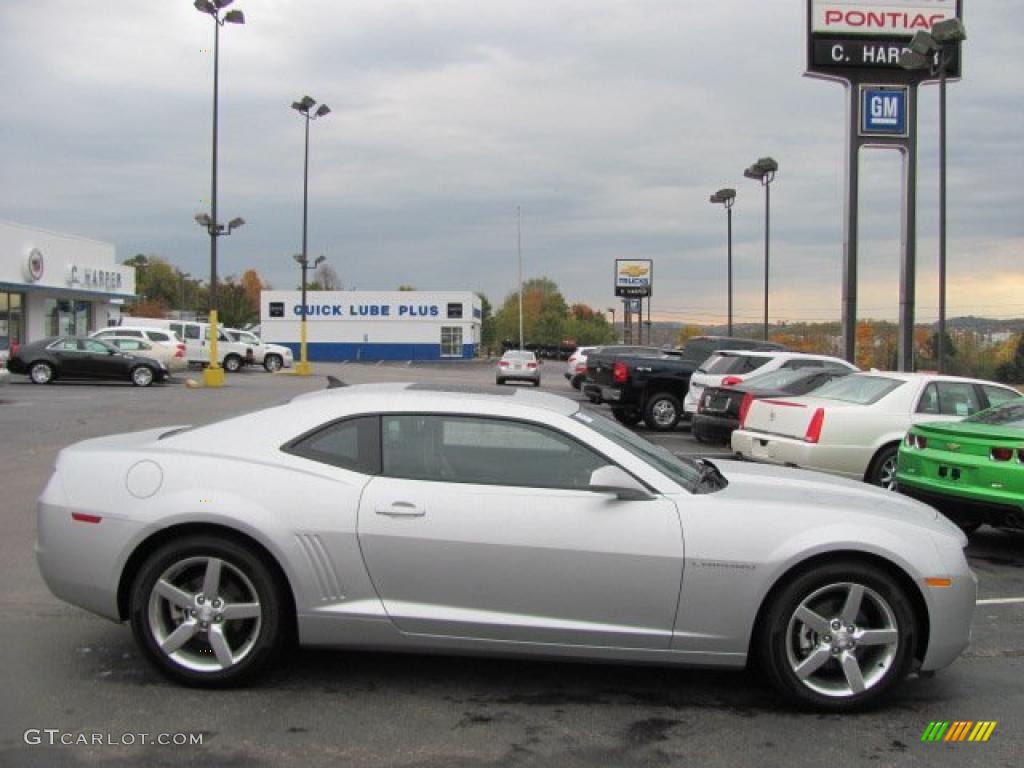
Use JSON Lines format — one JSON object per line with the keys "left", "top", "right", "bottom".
{"left": 976, "top": 597, "right": 1024, "bottom": 606}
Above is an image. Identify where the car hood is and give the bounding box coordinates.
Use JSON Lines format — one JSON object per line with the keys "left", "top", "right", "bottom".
{"left": 710, "top": 459, "right": 963, "bottom": 538}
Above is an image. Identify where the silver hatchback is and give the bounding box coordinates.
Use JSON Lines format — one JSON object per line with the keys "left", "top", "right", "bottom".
{"left": 496, "top": 349, "right": 541, "bottom": 386}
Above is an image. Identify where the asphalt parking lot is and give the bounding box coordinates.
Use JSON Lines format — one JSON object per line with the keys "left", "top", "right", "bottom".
{"left": 1, "top": 361, "right": 1022, "bottom": 767}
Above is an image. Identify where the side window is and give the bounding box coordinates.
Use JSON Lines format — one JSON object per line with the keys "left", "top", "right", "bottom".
{"left": 83, "top": 340, "right": 111, "bottom": 353}
{"left": 145, "top": 331, "right": 170, "bottom": 343}
{"left": 382, "top": 415, "right": 606, "bottom": 489}
{"left": 783, "top": 358, "right": 823, "bottom": 370}
{"left": 284, "top": 416, "right": 380, "bottom": 474}
{"left": 934, "top": 382, "right": 982, "bottom": 417}
{"left": 50, "top": 339, "right": 80, "bottom": 351}
{"left": 916, "top": 383, "right": 939, "bottom": 414}
{"left": 184, "top": 325, "right": 201, "bottom": 341}
{"left": 124, "top": 330, "right": 143, "bottom": 338}
{"left": 740, "top": 357, "right": 770, "bottom": 374}
{"left": 981, "top": 385, "right": 1019, "bottom": 408}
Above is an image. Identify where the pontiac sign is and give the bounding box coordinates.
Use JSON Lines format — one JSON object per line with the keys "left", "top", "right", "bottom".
{"left": 614, "top": 259, "right": 653, "bottom": 298}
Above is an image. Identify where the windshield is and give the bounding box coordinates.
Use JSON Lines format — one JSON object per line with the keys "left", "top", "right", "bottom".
{"left": 809, "top": 374, "right": 903, "bottom": 405}
{"left": 966, "top": 401, "right": 1024, "bottom": 428}
{"left": 572, "top": 410, "right": 700, "bottom": 491}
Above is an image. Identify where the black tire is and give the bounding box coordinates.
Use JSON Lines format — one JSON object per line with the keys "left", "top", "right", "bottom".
{"left": 223, "top": 355, "right": 243, "bottom": 373}
{"left": 496, "top": 378, "right": 505, "bottom": 386}
{"left": 612, "top": 407, "right": 643, "bottom": 427}
{"left": 867, "top": 445, "right": 899, "bottom": 490}
{"left": 955, "top": 520, "right": 982, "bottom": 536}
{"left": 533, "top": 380, "right": 541, "bottom": 387}
{"left": 129, "top": 534, "right": 288, "bottom": 687}
{"left": 130, "top": 365, "right": 156, "bottom": 387}
{"left": 570, "top": 375, "right": 583, "bottom": 390}
{"left": 29, "top": 361, "right": 54, "bottom": 385}
{"left": 644, "top": 392, "right": 682, "bottom": 432}
{"left": 758, "top": 560, "right": 917, "bottom": 711}
{"left": 263, "top": 354, "right": 283, "bottom": 373}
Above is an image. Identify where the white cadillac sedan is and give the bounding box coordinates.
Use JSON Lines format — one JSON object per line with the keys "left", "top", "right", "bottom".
{"left": 731, "top": 372, "right": 1022, "bottom": 488}
{"left": 37, "top": 383, "right": 975, "bottom": 710}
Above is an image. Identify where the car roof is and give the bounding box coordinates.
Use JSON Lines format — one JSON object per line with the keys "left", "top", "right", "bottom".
{"left": 707, "top": 350, "right": 847, "bottom": 362}
{"left": 292, "top": 382, "right": 575, "bottom": 415}
{"left": 852, "top": 371, "right": 1014, "bottom": 386}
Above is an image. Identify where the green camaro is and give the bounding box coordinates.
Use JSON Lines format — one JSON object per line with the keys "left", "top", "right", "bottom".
{"left": 897, "top": 400, "right": 1024, "bottom": 534}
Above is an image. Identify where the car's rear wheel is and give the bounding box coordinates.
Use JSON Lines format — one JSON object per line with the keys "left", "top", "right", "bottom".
{"left": 644, "top": 392, "right": 682, "bottom": 432}
{"left": 496, "top": 377, "right": 505, "bottom": 385}
{"left": 129, "top": 535, "right": 286, "bottom": 687}
{"left": 570, "top": 375, "right": 583, "bottom": 390}
{"left": 758, "top": 560, "right": 916, "bottom": 711}
{"left": 611, "top": 407, "right": 642, "bottom": 427}
{"left": 868, "top": 445, "right": 899, "bottom": 490}
{"left": 223, "top": 354, "right": 243, "bottom": 373}
{"left": 263, "top": 354, "right": 283, "bottom": 372}
{"left": 29, "top": 361, "right": 54, "bottom": 384}
{"left": 131, "top": 366, "right": 155, "bottom": 387}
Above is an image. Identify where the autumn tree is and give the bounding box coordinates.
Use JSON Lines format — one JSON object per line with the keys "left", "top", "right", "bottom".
{"left": 677, "top": 324, "right": 704, "bottom": 346}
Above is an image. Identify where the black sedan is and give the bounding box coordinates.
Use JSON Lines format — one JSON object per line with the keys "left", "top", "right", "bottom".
{"left": 6, "top": 336, "right": 169, "bottom": 387}
{"left": 692, "top": 367, "right": 853, "bottom": 444}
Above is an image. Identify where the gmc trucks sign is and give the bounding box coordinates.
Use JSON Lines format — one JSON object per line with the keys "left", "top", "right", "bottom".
{"left": 614, "top": 259, "right": 653, "bottom": 298}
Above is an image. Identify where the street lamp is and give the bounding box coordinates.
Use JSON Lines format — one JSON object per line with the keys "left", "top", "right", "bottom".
{"left": 294, "top": 253, "right": 326, "bottom": 374}
{"left": 193, "top": 0, "right": 245, "bottom": 387}
{"left": 743, "top": 157, "right": 778, "bottom": 341}
{"left": 709, "top": 188, "right": 736, "bottom": 337}
{"left": 900, "top": 18, "right": 966, "bottom": 373}
{"left": 291, "top": 94, "right": 331, "bottom": 375}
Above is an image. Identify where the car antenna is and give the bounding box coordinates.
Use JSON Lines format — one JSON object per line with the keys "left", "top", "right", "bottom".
{"left": 326, "top": 375, "right": 348, "bottom": 389}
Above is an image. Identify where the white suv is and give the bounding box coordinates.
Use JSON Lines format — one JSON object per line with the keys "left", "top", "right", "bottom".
{"left": 225, "top": 328, "right": 294, "bottom": 372}
{"left": 121, "top": 319, "right": 254, "bottom": 372}
{"left": 565, "top": 346, "right": 597, "bottom": 389}
{"left": 685, "top": 351, "right": 858, "bottom": 416}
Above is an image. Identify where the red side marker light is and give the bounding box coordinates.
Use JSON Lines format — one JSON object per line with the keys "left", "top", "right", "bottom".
{"left": 71, "top": 512, "right": 102, "bottom": 524}
{"left": 721, "top": 376, "right": 743, "bottom": 387}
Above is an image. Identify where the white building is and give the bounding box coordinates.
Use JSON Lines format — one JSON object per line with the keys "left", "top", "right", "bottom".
{"left": 260, "top": 290, "right": 481, "bottom": 361}
{"left": 0, "top": 221, "right": 135, "bottom": 349}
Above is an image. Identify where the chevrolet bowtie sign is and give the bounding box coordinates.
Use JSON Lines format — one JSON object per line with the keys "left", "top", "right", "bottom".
{"left": 614, "top": 259, "right": 653, "bottom": 298}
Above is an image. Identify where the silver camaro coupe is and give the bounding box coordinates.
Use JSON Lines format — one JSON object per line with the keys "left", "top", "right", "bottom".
{"left": 37, "top": 384, "right": 976, "bottom": 710}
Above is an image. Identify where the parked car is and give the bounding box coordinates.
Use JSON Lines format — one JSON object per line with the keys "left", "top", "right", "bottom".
{"left": 91, "top": 325, "right": 183, "bottom": 351}
{"left": 224, "top": 328, "right": 294, "bottom": 372}
{"left": 122, "top": 318, "right": 253, "bottom": 372}
{"left": 496, "top": 349, "right": 541, "bottom": 386}
{"left": 99, "top": 336, "right": 188, "bottom": 374}
{"left": 6, "top": 337, "right": 169, "bottom": 387}
{"left": 731, "top": 372, "right": 1022, "bottom": 488}
{"left": 581, "top": 345, "right": 669, "bottom": 404}
{"left": 565, "top": 346, "right": 597, "bottom": 389}
{"left": 0, "top": 343, "right": 10, "bottom": 386}
{"left": 692, "top": 367, "right": 856, "bottom": 445}
{"left": 36, "top": 383, "right": 975, "bottom": 709}
{"left": 897, "top": 399, "right": 1024, "bottom": 534}
{"left": 590, "top": 337, "right": 785, "bottom": 431}
{"left": 685, "top": 351, "right": 857, "bottom": 418}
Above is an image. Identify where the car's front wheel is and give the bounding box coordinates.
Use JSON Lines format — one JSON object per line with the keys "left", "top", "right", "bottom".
{"left": 758, "top": 560, "right": 916, "bottom": 711}
{"left": 129, "top": 535, "right": 287, "bottom": 687}
{"left": 29, "top": 361, "right": 54, "bottom": 384}
{"left": 644, "top": 392, "right": 682, "bottom": 432}
{"left": 263, "top": 354, "right": 283, "bottom": 372}
{"left": 223, "top": 355, "right": 243, "bottom": 373}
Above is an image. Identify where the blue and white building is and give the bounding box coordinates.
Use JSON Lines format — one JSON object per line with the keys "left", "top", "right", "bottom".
{"left": 260, "top": 290, "right": 481, "bottom": 361}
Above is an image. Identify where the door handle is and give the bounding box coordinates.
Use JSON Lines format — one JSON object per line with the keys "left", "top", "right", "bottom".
{"left": 375, "top": 501, "right": 425, "bottom": 517}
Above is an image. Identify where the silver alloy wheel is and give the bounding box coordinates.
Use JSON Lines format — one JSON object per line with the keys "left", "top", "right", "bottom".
{"left": 650, "top": 398, "right": 677, "bottom": 427}
{"left": 147, "top": 556, "right": 262, "bottom": 673}
{"left": 785, "top": 581, "right": 899, "bottom": 698}
{"left": 224, "top": 355, "right": 241, "bottom": 372}
{"left": 264, "top": 355, "right": 282, "bottom": 372}
{"left": 877, "top": 455, "right": 898, "bottom": 490}
{"left": 30, "top": 363, "right": 53, "bottom": 384}
{"left": 132, "top": 366, "right": 154, "bottom": 387}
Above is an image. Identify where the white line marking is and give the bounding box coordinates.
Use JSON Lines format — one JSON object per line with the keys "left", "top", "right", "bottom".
{"left": 977, "top": 597, "right": 1024, "bottom": 606}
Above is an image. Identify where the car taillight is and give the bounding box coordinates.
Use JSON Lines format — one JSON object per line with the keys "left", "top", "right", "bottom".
{"left": 10, "top": 341, "right": 18, "bottom": 356}
{"left": 804, "top": 408, "right": 825, "bottom": 443}
{"left": 612, "top": 361, "right": 628, "bottom": 384}
{"left": 991, "top": 447, "right": 1014, "bottom": 462}
{"left": 905, "top": 433, "right": 927, "bottom": 449}
{"left": 575, "top": 363, "right": 586, "bottom": 373}
{"left": 737, "top": 393, "right": 753, "bottom": 427}
{"left": 175, "top": 343, "right": 186, "bottom": 358}
{"left": 499, "top": 361, "right": 509, "bottom": 368}
{"left": 527, "top": 362, "right": 538, "bottom": 369}
{"left": 721, "top": 376, "right": 743, "bottom": 387}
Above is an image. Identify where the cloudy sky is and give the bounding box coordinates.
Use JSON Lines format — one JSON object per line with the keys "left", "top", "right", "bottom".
{"left": 1, "top": 1, "right": 1021, "bottom": 324}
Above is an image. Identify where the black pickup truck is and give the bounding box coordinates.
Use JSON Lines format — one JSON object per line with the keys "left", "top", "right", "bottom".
{"left": 587, "top": 336, "right": 785, "bottom": 431}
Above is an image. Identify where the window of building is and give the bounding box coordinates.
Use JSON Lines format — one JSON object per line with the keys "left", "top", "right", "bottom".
{"left": 44, "top": 299, "right": 91, "bottom": 337}
{"left": 0, "top": 291, "right": 24, "bottom": 351}
{"left": 441, "top": 326, "right": 463, "bottom": 357}
{"left": 446, "top": 302, "right": 464, "bottom": 319}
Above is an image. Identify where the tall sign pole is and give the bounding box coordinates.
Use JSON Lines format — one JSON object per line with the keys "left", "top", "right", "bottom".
{"left": 805, "top": 0, "right": 962, "bottom": 370}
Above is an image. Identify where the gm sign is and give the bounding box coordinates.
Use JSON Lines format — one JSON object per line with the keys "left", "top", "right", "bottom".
{"left": 860, "top": 85, "right": 908, "bottom": 137}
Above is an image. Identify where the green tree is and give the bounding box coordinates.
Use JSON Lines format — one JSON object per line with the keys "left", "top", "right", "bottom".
{"left": 493, "top": 277, "right": 568, "bottom": 346}
{"left": 477, "top": 293, "right": 496, "bottom": 355}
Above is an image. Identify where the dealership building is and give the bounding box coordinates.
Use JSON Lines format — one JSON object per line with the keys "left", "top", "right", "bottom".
{"left": 260, "top": 290, "right": 481, "bottom": 361}
{"left": 0, "top": 221, "right": 135, "bottom": 350}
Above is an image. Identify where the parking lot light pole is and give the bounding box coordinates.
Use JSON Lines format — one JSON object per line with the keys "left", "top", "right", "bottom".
{"left": 744, "top": 158, "right": 778, "bottom": 341}
{"left": 193, "top": 0, "right": 245, "bottom": 388}
{"left": 709, "top": 188, "right": 736, "bottom": 337}
{"left": 900, "top": 19, "right": 966, "bottom": 374}
{"left": 291, "top": 94, "right": 330, "bottom": 376}
{"left": 607, "top": 307, "right": 616, "bottom": 340}
{"left": 293, "top": 253, "right": 325, "bottom": 375}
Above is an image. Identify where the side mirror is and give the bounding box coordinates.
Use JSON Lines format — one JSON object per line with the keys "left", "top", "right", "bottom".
{"left": 588, "top": 465, "right": 654, "bottom": 501}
